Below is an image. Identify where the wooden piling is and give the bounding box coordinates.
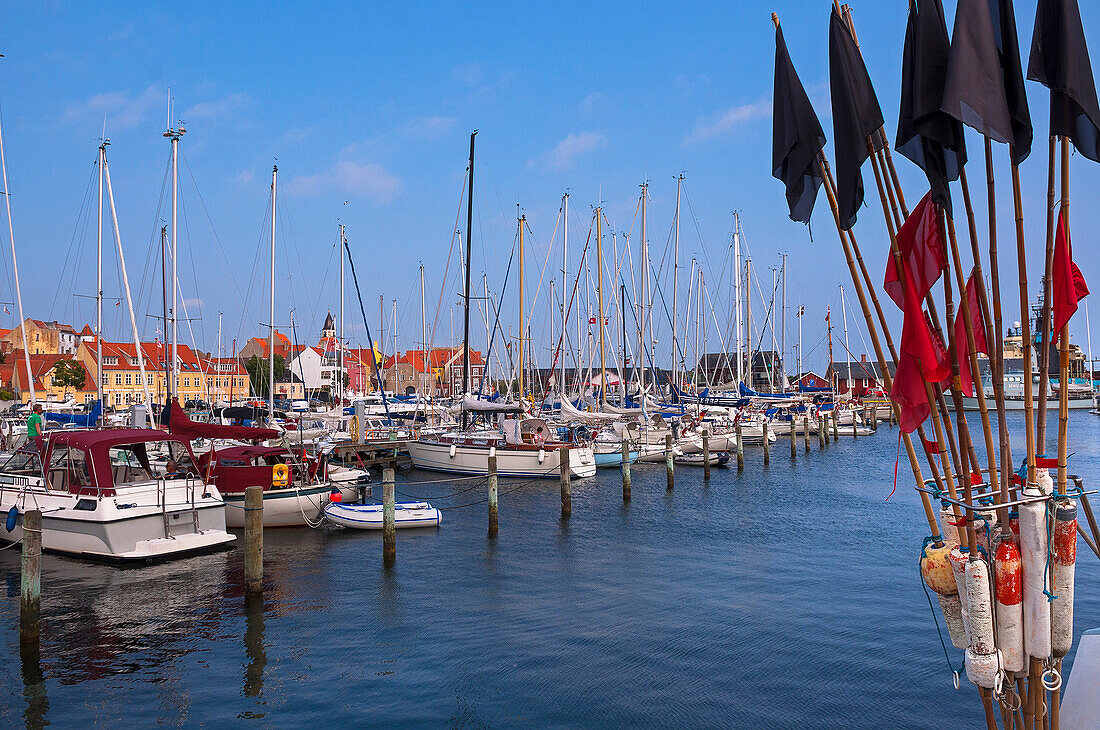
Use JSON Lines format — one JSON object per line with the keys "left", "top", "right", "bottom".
{"left": 871, "top": 409, "right": 878, "bottom": 430}
{"left": 735, "top": 425, "right": 744, "bottom": 470}
{"left": 487, "top": 455, "right": 498, "bottom": 538}
{"left": 790, "top": 418, "right": 797, "bottom": 458}
{"left": 702, "top": 429, "right": 711, "bottom": 481}
{"left": 803, "top": 416, "right": 810, "bottom": 452}
{"left": 382, "top": 467, "right": 396, "bottom": 561}
{"left": 763, "top": 422, "right": 770, "bottom": 465}
{"left": 832, "top": 409, "right": 839, "bottom": 440}
{"left": 818, "top": 417, "right": 825, "bottom": 449}
{"left": 852, "top": 409, "right": 858, "bottom": 439}
{"left": 244, "top": 486, "right": 263, "bottom": 593}
{"left": 559, "top": 446, "right": 571, "bottom": 517}
{"left": 621, "top": 439, "right": 631, "bottom": 501}
{"left": 665, "top": 434, "right": 674, "bottom": 490}
{"left": 20, "top": 509, "right": 41, "bottom": 643}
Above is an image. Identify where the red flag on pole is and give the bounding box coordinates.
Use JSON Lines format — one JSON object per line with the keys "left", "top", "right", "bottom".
{"left": 884, "top": 192, "right": 948, "bottom": 311}
{"left": 1052, "top": 210, "right": 1089, "bottom": 344}
{"left": 954, "top": 269, "right": 989, "bottom": 397}
{"left": 891, "top": 257, "right": 950, "bottom": 433}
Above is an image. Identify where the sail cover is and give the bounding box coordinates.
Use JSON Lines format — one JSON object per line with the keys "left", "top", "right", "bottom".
{"left": 45, "top": 401, "right": 101, "bottom": 427}
{"left": 163, "top": 401, "right": 280, "bottom": 441}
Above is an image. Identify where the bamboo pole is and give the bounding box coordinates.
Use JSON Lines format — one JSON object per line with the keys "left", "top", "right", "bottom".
{"left": 1011, "top": 151, "right": 1038, "bottom": 492}
{"left": 984, "top": 138, "right": 1013, "bottom": 522}
{"left": 1057, "top": 136, "right": 1070, "bottom": 497}
{"left": 1037, "top": 136, "right": 1058, "bottom": 450}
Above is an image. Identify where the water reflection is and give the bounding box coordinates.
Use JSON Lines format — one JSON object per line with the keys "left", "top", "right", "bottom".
{"left": 21, "top": 636, "right": 48, "bottom": 730}
{"left": 242, "top": 593, "right": 266, "bottom": 701}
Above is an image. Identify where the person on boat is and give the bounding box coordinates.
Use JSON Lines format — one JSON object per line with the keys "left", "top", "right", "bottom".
{"left": 533, "top": 426, "right": 546, "bottom": 445}
{"left": 26, "top": 403, "right": 44, "bottom": 442}
{"left": 163, "top": 459, "right": 186, "bottom": 479}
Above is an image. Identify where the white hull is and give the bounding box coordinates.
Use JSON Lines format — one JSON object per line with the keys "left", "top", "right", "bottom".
{"left": 222, "top": 484, "right": 331, "bottom": 527}
{"left": 406, "top": 439, "right": 596, "bottom": 478}
{"left": 0, "top": 479, "right": 234, "bottom": 562}
{"left": 324, "top": 501, "right": 442, "bottom": 529}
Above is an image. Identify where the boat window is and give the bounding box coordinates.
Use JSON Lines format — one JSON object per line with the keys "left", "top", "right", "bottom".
{"left": 0, "top": 445, "right": 42, "bottom": 477}
{"left": 49, "top": 446, "right": 91, "bottom": 491}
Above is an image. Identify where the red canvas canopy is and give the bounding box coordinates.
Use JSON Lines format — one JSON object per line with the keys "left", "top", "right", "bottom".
{"left": 164, "top": 401, "right": 280, "bottom": 442}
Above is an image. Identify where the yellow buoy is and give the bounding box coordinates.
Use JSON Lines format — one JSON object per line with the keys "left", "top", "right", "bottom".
{"left": 920, "top": 541, "right": 957, "bottom": 596}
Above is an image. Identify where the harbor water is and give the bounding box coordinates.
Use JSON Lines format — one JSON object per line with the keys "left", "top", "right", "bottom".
{"left": 2, "top": 414, "right": 1098, "bottom": 727}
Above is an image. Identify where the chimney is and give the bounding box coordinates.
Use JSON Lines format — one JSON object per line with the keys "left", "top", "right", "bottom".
{"left": 861, "top": 353, "right": 868, "bottom": 362}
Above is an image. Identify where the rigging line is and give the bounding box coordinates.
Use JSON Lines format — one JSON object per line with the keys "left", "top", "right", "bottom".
{"left": 424, "top": 165, "right": 468, "bottom": 383}
{"left": 522, "top": 207, "right": 562, "bottom": 337}
{"left": 178, "top": 179, "right": 208, "bottom": 348}
{"left": 233, "top": 186, "right": 272, "bottom": 349}
{"left": 50, "top": 158, "right": 98, "bottom": 321}
{"left": 482, "top": 229, "right": 518, "bottom": 394}
{"left": 135, "top": 147, "right": 174, "bottom": 341}
{"left": 179, "top": 150, "right": 247, "bottom": 310}
{"left": 277, "top": 195, "right": 308, "bottom": 336}
{"left": 342, "top": 234, "right": 390, "bottom": 419}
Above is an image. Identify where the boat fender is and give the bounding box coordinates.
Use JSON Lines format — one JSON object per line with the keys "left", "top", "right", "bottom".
{"left": 994, "top": 538, "right": 1026, "bottom": 673}
{"left": 272, "top": 463, "right": 290, "bottom": 488}
{"left": 489, "top": 446, "right": 496, "bottom": 458}
{"left": 449, "top": 443, "right": 456, "bottom": 458}
{"left": 937, "top": 593, "right": 968, "bottom": 650}
{"left": 1052, "top": 499, "right": 1077, "bottom": 658}
{"left": 939, "top": 504, "right": 962, "bottom": 549}
{"left": 329, "top": 487, "right": 342, "bottom": 503}
{"left": 920, "top": 541, "right": 957, "bottom": 596}
{"left": 949, "top": 546, "right": 972, "bottom": 646}
{"left": 538, "top": 449, "right": 545, "bottom": 464}
{"left": 5, "top": 505, "right": 17, "bottom": 532}
{"left": 1019, "top": 473, "right": 1052, "bottom": 659}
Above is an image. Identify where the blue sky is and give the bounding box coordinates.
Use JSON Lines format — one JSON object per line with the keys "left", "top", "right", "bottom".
{"left": 1, "top": 1, "right": 1099, "bottom": 374}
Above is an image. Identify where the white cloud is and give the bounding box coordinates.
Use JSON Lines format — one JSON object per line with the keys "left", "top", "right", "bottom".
{"left": 287, "top": 160, "right": 400, "bottom": 203}
{"left": 531, "top": 132, "right": 607, "bottom": 171}
{"left": 403, "top": 115, "right": 458, "bottom": 139}
{"left": 184, "top": 93, "right": 252, "bottom": 122}
{"left": 62, "top": 84, "right": 162, "bottom": 131}
{"left": 683, "top": 98, "right": 770, "bottom": 145}
{"left": 233, "top": 169, "right": 254, "bottom": 186}
{"left": 580, "top": 92, "right": 606, "bottom": 113}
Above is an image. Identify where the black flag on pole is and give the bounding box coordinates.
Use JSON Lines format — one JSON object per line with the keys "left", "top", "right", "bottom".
{"left": 1027, "top": 0, "right": 1100, "bottom": 163}
{"left": 993, "top": 0, "right": 1034, "bottom": 164}
{"left": 829, "top": 7, "right": 884, "bottom": 231}
{"left": 773, "top": 22, "right": 826, "bottom": 224}
{"left": 941, "top": 0, "right": 1014, "bottom": 143}
{"left": 896, "top": 0, "right": 967, "bottom": 217}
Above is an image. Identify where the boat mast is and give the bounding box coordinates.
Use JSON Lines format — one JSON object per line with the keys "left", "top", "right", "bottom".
{"left": 161, "top": 227, "right": 169, "bottom": 405}
{"left": 621, "top": 282, "right": 628, "bottom": 402}
{"left": 217, "top": 311, "right": 223, "bottom": 403}
{"left": 0, "top": 110, "right": 33, "bottom": 407}
{"left": 672, "top": 173, "right": 683, "bottom": 390}
{"left": 639, "top": 182, "right": 648, "bottom": 394}
{"left": 561, "top": 192, "right": 568, "bottom": 398}
{"left": 97, "top": 141, "right": 105, "bottom": 415}
{"left": 770, "top": 268, "right": 777, "bottom": 392}
{"left": 745, "top": 257, "right": 752, "bottom": 387}
{"left": 518, "top": 212, "right": 525, "bottom": 400}
{"left": 164, "top": 97, "right": 184, "bottom": 404}
{"left": 391, "top": 298, "right": 397, "bottom": 393}
{"left": 781, "top": 253, "right": 787, "bottom": 390}
{"left": 797, "top": 302, "right": 802, "bottom": 389}
{"left": 461, "top": 131, "right": 476, "bottom": 428}
{"left": 841, "top": 284, "right": 850, "bottom": 397}
{"left": 734, "top": 213, "right": 743, "bottom": 386}
{"left": 695, "top": 263, "right": 702, "bottom": 390}
{"left": 420, "top": 263, "right": 426, "bottom": 397}
{"left": 268, "top": 164, "right": 277, "bottom": 420}
{"left": 596, "top": 206, "right": 606, "bottom": 407}
{"left": 339, "top": 223, "right": 345, "bottom": 403}
{"left": 827, "top": 307, "right": 834, "bottom": 392}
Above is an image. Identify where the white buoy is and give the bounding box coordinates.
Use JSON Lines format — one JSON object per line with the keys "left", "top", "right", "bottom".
{"left": 1052, "top": 499, "right": 1078, "bottom": 659}
{"left": 995, "top": 539, "right": 1025, "bottom": 674}
{"left": 949, "top": 546, "right": 972, "bottom": 646}
{"left": 940, "top": 503, "right": 961, "bottom": 549}
{"left": 965, "top": 559, "right": 998, "bottom": 689}
{"left": 1019, "top": 470, "right": 1052, "bottom": 660}
{"left": 938, "top": 592, "right": 969, "bottom": 650}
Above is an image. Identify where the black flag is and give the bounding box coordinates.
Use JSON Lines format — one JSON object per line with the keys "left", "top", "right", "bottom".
{"left": 829, "top": 7, "right": 884, "bottom": 231}
{"left": 941, "top": 0, "right": 1013, "bottom": 143}
{"left": 994, "top": 0, "right": 1034, "bottom": 164}
{"left": 1027, "top": 0, "right": 1100, "bottom": 162}
{"left": 773, "top": 22, "right": 826, "bottom": 224}
{"left": 896, "top": 0, "right": 967, "bottom": 216}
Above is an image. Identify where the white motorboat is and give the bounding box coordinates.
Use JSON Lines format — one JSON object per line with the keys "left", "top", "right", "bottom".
{"left": 324, "top": 500, "right": 442, "bottom": 529}
{"left": 407, "top": 418, "right": 596, "bottom": 478}
{"left": 0, "top": 429, "right": 235, "bottom": 562}
{"left": 674, "top": 451, "right": 730, "bottom": 467}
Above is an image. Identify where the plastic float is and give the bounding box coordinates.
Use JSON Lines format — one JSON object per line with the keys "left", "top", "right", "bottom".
{"left": 993, "top": 539, "right": 1025, "bottom": 674}
{"left": 1019, "top": 470, "right": 1052, "bottom": 661}
{"left": 963, "top": 558, "right": 998, "bottom": 689}
{"left": 1052, "top": 499, "right": 1077, "bottom": 658}
{"left": 921, "top": 540, "right": 967, "bottom": 649}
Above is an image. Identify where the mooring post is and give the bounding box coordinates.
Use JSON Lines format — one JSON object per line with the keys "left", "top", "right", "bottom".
{"left": 702, "top": 428, "right": 711, "bottom": 481}
{"left": 487, "top": 455, "right": 499, "bottom": 538}
{"left": 621, "top": 438, "right": 631, "bottom": 501}
{"left": 789, "top": 417, "right": 797, "bottom": 458}
{"left": 832, "top": 409, "right": 839, "bottom": 440}
{"left": 762, "top": 422, "right": 770, "bottom": 465}
{"left": 383, "top": 467, "right": 396, "bottom": 561}
{"left": 852, "top": 409, "right": 858, "bottom": 439}
{"left": 803, "top": 416, "right": 810, "bottom": 452}
{"left": 735, "top": 424, "right": 744, "bottom": 470}
{"left": 665, "top": 433, "right": 674, "bottom": 490}
{"left": 244, "top": 486, "right": 263, "bottom": 593}
{"left": 818, "top": 415, "right": 825, "bottom": 449}
{"left": 20, "top": 509, "right": 41, "bottom": 643}
{"left": 559, "top": 447, "right": 572, "bottom": 517}
{"left": 871, "top": 408, "right": 878, "bottom": 431}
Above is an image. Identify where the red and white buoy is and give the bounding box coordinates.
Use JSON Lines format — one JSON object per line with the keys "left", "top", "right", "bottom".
{"left": 949, "top": 546, "right": 972, "bottom": 646}
{"left": 965, "top": 558, "right": 999, "bottom": 689}
{"left": 1052, "top": 499, "right": 1078, "bottom": 658}
{"left": 1019, "top": 469, "right": 1053, "bottom": 660}
{"left": 994, "top": 539, "right": 1025, "bottom": 674}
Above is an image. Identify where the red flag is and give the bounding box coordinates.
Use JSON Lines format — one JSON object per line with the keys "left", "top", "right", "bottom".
{"left": 891, "top": 254, "right": 950, "bottom": 433}
{"left": 891, "top": 353, "right": 929, "bottom": 432}
{"left": 884, "top": 192, "right": 948, "bottom": 311}
{"left": 1052, "top": 210, "right": 1089, "bottom": 343}
{"left": 953, "top": 269, "right": 989, "bottom": 398}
